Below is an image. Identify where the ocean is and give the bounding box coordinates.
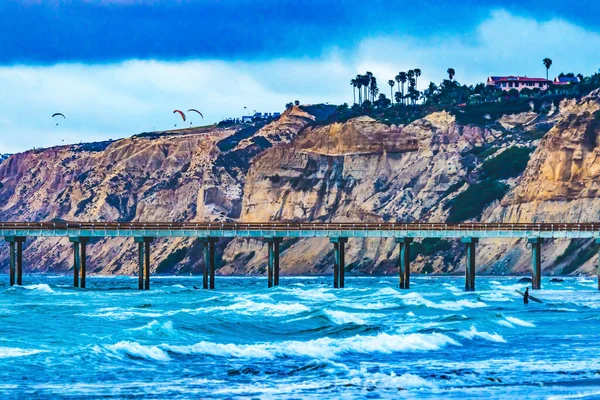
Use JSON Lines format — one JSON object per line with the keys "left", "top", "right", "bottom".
{"left": 0, "top": 275, "right": 599, "bottom": 399}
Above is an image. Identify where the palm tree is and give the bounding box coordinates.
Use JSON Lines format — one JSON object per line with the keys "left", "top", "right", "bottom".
{"left": 394, "top": 92, "right": 402, "bottom": 104}
{"left": 355, "top": 75, "right": 363, "bottom": 104}
{"left": 394, "top": 74, "right": 401, "bottom": 104}
{"left": 361, "top": 74, "right": 370, "bottom": 104}
{"left": 414, "top": 68, "right": 421, "bottom": 91}
{"left": 543, "top": 58, "right": 553, "bottom": 80}
{"left": 350, "top": 79, "right": 358, "bottom": 105}
{"left": 369, "top": 76, "right": 379, "bottom": 103}
{"left": 447, "top": 68, "right": 455, "bottom": 81}
{"left": 408, "top": 77, "right": 416, "bottom": 105}
{"left": 388, "top": 80, "right": 395, "bottom": 105}
{"left": 365, "top": 71, "right": 373, "bottom": 103}
{"left": 399, "top": 72, "right": 407, "bottom": 105}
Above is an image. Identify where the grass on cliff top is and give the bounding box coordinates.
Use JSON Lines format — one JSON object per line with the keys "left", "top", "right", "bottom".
{"left": 480, "top": 146, "right": 534, "bottom": 180}
{"left": 445, "top": 179, "right": 509, "bottom": 223}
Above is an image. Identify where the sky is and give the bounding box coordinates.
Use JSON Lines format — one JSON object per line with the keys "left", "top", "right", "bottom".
{"left": 2, "top": 0, "right": 600, "bottom": 152}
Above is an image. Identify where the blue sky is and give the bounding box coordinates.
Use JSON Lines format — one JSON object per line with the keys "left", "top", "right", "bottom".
{"left": 1, "top": 0, "right": 600, "bottom": 152}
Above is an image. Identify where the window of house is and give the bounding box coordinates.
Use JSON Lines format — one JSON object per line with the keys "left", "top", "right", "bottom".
{"left": 539, "top": 82, "right": 544, "bottom": 87}
{"left": 502, "top": 82, "right": 507, "bottom": 87}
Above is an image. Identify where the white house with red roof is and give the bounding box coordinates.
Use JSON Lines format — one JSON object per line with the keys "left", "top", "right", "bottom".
{"left": 487, "top": 76, "right": 551, "bottom": 91}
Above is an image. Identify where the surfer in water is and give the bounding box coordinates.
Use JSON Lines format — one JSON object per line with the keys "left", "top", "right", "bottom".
{"left": 523, "top": 287, "right": 529, "bottom": 304}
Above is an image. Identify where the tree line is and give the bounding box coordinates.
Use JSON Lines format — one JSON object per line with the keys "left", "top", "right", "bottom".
{"left": 347, "top": 58, "right": 597, "bottom": 110}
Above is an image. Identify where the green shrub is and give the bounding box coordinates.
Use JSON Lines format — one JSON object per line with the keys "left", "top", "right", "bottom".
{"left": 480, "top": 147, "right": 534, "bottom": 180}
{"left": 446, "top": 180, "right": 509, "bottom": 222}
{"left": 453, "top": 99, "right": 533, "bottom": 125}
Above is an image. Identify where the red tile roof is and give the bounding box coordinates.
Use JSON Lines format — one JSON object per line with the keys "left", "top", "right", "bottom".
{"left": 488, "top": 76, "right": 550, "bottom": 83}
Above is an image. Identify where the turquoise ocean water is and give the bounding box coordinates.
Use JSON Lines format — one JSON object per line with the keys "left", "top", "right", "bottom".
{"left": 0, "top": 275, "right": 599, "bottom": 399}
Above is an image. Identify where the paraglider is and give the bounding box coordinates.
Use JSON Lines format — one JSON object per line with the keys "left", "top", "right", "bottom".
{"left": 187, "top": 109, "right": 203, "bottom": 119}
{"left": 173, "top": 110, "right": 186, "bottom": 122}
{"left": 52, "top": 113, "right": 66, "bottom": 126}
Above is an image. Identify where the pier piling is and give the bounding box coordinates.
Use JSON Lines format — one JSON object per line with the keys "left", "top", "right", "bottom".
{"left": 134, "top": 237, "right": 154, "bottom": 290}
{"left": 395, "top": 238, "right": 413, "bottom": 289}
{"left": 70, "top": 237, "right": 90, "bottom": 288}
{"left": 265, "top": 237, "right": 283, "bottom": 288}
{"left": 200, "top": 238, "right": 218, "bottom": 289}
{"left": 5, "top": 237, "right": 26, "bottom": 286}
{"left": 528, "top": 238, "right": 543, "bottom": 290}
{"left": 330, "top": 237, "right": 348, "bottom": 288}
{"left": 462, "top": 237, "right": 478, "bottom": 291}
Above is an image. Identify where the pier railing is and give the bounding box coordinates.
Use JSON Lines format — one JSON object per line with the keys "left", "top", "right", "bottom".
{"left": 1, "top": 221, "right": 599, "bottom": 291}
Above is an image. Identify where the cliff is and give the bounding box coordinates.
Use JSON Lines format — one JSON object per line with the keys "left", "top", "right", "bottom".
{"left": 2, "top": 96, "right": 600, "bottom": 277}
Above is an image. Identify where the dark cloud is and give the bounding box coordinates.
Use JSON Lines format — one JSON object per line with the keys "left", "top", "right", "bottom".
{"left": 4, "top": 0, "right": 596, "bottom": 65}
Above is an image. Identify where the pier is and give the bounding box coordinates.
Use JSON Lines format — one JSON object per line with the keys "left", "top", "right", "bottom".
{"left": 1, "top": 221, "right": 600, "bottom": 290}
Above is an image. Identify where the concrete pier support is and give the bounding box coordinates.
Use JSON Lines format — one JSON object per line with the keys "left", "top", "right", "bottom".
{"left": 5, "top": 237, "right": 26, "bottom": 286}
{"left": 330, "top": 237, "right": 348, "bottom": 288}
{"left": 395, "top": 237, "right": 413, "bottom": 289}
{"left": 462, "top": 237, "right": 478, "bottom": 292}
{"left": 69, "top": 237, "right": 90, "bottom": 288}
{"left": 528, "top": 238, "right": 543, "bottom": 290}
{"left": 265, "top": 237, "right": 283, "bottom": 288}
{"left": 134, "top": 237, "right": 154, "bottom": 290}
{"left": 200, "top": 238, "right": 218, "bottom": 289}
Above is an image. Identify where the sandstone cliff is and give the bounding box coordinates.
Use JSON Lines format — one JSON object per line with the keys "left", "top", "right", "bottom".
{"left": 1, "top": 96, "right": 600, "bottom": 277}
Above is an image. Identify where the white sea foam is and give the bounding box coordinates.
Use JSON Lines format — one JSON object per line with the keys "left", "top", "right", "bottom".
{"left": 284, "top": 288, "right": 337, "bottom": 301}
{"left": 23, "top": 284, "right": 54, "bottom": 293}
{"left": 0, "top": 347, "right": 46, "bottom": 358}
{"left": 349, "top": 371, "right": 438, "bottom": 390}
{"left": 494, "top": 283, "right": 531, "bottom": 292}
{"left": 338, "top": 301, "right": 398, "bottom": 310}
{"left": 203, "top": 299, "right": 310, "bottom": 316}
{"left": 457, "top": 326, "right": 506, "bottom": 343}
{"left": 324, "top": 310, "right": 384, "bottom": 325}
{"left": 162, "top": 332, "right": 461, "bottom": 360}
{"left": 479, "top": 293, "right": 513, "bottom": 302}
{"left": 402, "top": 293, "right": 487, "bottom": 311}
{"left": 127, "top": 320, "right": 176, "bottom": 336}
{"left": 495, "top": 320, "right": 514, "bottom": 328}
{"left": 98, "top": 341, "right": 171, "bottom": 362}
{"left": 375, "top": 287, "right": 402, "bottom": 296}
{"left": 505, "top": 316, "right": 535, "bottom": 327}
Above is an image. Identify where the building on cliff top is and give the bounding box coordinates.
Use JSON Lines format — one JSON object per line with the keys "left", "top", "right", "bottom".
{"left": 554, "top": 76, "right": 580, "bottom": 85}
{"left": 487, "top": 76, "right": 551, "bottom": 91}
{"left": 241, "top": 112, "right": 281, "bottom": 124}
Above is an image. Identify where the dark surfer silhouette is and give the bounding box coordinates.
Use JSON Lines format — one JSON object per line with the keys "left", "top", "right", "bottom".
{"left": 523, "top": 287, "right": 529, "bottom": 304}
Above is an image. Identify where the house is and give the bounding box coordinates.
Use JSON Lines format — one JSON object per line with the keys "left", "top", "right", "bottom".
{"left": 241, "top": 116, "right": 253, "bottom": 123}
{"left": 487, "top": 76, "right": 551, "bottom": 91}
{"left": 554, "top": 76, "right": 579, "bottom": 85}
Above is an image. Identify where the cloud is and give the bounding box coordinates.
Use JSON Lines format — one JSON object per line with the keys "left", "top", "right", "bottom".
{"left": 1, "top": 10, "right": 600, "bottom": 153}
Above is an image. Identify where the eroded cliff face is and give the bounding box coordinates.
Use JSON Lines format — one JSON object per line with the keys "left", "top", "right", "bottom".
{"left": 481, "top": 92, "right": 600, "bottom": 276}
{"left": 221, "top": 112, "right": 497, "bottom": 275}
{"left": 0, "top": 106, "right": 316, "bottom": 275}
{"left": 2, "top": 95, "right": 600, "bottom": 277}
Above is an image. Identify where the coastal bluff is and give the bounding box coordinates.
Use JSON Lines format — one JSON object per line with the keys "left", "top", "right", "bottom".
{"left": 2, "top": 97, "right": 600, "bottom": 277}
